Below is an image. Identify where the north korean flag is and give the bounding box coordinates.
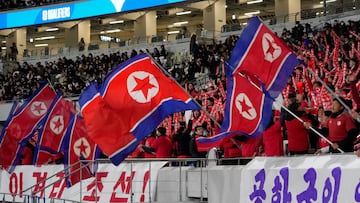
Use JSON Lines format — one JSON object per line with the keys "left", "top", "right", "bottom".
{"left": 34, "top": 94, "right": 76, "bottom": 165}
{"left": 222, "top": 72, "right": 274, "bottom": 138}
{"left": 228, "top": 16, "right": 299, "bottom": 98}
{"left": 79, "top": 54, "right": 200, "bottom": 165}
{"left": 197, "top": 71, "right": 274, "bottom": 150}
{"left": 0, "top": 83, "right": 56, "bottom": 172}
{"left": 61, "top": 113, "right": 101, "bottom": 187}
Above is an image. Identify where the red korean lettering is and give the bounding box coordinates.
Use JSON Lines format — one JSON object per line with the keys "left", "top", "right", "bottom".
{"left": 9, "top": 172, "right": 23, "bottom": 197}
{"left": 49, "top": 172, "right": 66, "bottom": 199}
{"left": 140, "top": 171, "right": 150, "bottom": 202}
{"left": 110, "top": 171, "right": 135, "bottom": 202}
{"left": 83, "top": 172, "right": 108, "bottom": 202}
{"left": 32, "top": 172, "right": 48, "bottom": 197}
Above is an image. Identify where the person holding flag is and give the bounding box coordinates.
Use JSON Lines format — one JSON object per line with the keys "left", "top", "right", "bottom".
{"left": 315, "top": 97, "right": 358, "bottom": 153}
{"left": 197, "top": 16, "right": 299, "bottom": 150}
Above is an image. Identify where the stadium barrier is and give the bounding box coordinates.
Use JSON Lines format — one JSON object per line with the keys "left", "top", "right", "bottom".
{"left": 1, "top": 154, "right": 359, "bottom": 202}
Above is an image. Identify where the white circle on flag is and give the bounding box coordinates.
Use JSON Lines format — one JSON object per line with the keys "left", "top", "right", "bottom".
{"left": 127, "top": 71, "right": 159, "bottom": 103}
{"left": 262, "top": 33, "right": 282, "bottom": 62}
{"left": 30, "top": 101, "right": 47, "bottom": 116}
{"left": 73, "top": 137, "right": 91, "bottom": 158}
{"left": 50, "top": 115, "right": 64, "bottom": 135}
{"left": 235, "top": 93, "right": 257, "bottom": 120}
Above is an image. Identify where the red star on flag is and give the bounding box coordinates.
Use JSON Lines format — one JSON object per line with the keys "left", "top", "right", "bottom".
{"left": 52, "top": 117, "right": 63, "bottom": 131}
{"left": 77, "top": 139, "right": 88, "bottom": 156}
{"left": 265, "top": 37, "right": 276, "bottom": 58}
{"left": 131, "top": 75, "right": 156, "bottom": 99}
{"left": 239, "top": 99, "right": 252, "bottom": 115}
{"left": 33, "top": 103, "right": 45, "bottom": 114}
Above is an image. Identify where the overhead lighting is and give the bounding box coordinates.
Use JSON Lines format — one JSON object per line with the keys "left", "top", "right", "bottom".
{"left": 320, "top": 0, "right": 336, "bottom": 3}
{"left": 100, "top": 35, "right": 112, "bottom": 42}
{"left": 167, "top": 30, "right": 180, "bottom": 34}
{"left": 176, "top": 10, "right": 191, "bottom": 16}
{"left": 100, "top": 29, "right": 121, "bottom": 34}
{"left": 1, "top": 47, "right": 6, "bottom": 50}
{"left": 34, "top": 36, "right": 55, "bottom": 40}
{"left": 35, "top": 44, "right": 48, "bottom": 47}
{"left": 244, "top": 10, "right": 260, "bottom": 16}
{"left": 173, "top": 21, "right": 188, "bottom": 26}
{"left": 1, "top": 40, "right": 6, "bottom": 43}
{"left": 109, "top": 20, "right": 124, "bottom": 24}
{"left": 45, "top": 27, "right": 59, "bottom": 32}
{"left": 247, "top": 0, "right": 263, "bottom": 4}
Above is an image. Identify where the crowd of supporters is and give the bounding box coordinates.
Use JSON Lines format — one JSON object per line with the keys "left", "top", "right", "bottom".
{"left": 2, "top": 17, "right": 360, "bottom": 164}
{"left": 128, "top": 18, "right": 360, "bottom": 159}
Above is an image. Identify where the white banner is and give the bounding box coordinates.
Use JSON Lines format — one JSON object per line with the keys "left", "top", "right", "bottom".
{"left": 0, "top": 162, "right": 167, "bottom": 202}
{"left": 240, "top": 155, "right": 360, "bottom": 203}
{"left": 207, "top": 165, "right": 244, "bottom": 203}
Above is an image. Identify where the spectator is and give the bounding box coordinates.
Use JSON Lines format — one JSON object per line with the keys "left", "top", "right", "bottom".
{"left": 78, "top": 37, "right": 85, "bottom": 51}
{"left": 141, "top": 130, "right": 157, "bottom": 158}
{"left": 160, "top": 45, "right": 167, "bottom": 57}
{"left": 190, "top": 34, "right": 198, "bottom": 60}
{"left": 315, "top": 108, "right": 332, "bottom": 154}
{"left": 128, "top": 140, "right": 145, "bottom": 158}
{"left": 189, "top": 125, "right": 207, "bottom": 159}
{"left": 241, "top": 135, "right": 263, "bottom": 158}
{"left": 149, "top": 127, "right": 173, "bottom": 158}
{"left": 220, "top": 135, "right": 243, "bottom": 164}
{"left": 284, "top": 97, "right": 312, "bottom": 155}
{"left": 173, "top": 121, "right": 192, "bottom": 158}
{"left": 262, "top": 111, "right": 284, "bottom": 156}
{"left": 10, "top": 42, "right": 18, "bottom": 61}
{"left": 153, "top": 47, "right": 160, "bottom": 58}
{"left": 324, "top": 97, "right": 358, "bottom": 153}
{"left": 187, "top": 83, "right": 199, "bottom": 98}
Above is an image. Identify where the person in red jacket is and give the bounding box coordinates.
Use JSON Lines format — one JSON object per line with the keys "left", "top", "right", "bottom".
{"left": 262, "top": 110, "right": 284, "bottom": 156}
{"left": 284, "top": 101, "right": 312, "bottom": 155}
{"left": 141, "top": 131, "right": 157, "bottom": 158}
{"left": 128, "top": 139, "right": 145, "bottom": 158}
{"left": 150, "top": 127, "right": 173, "bottom": 158}
{"left": 241, "top": 136, "right": 263, "bottom": 158}
{"left": 220, "top": 135, "right": 243, "bottom": 165}
{"left": 324, "top": 97, "right": 358, "bottom": 153}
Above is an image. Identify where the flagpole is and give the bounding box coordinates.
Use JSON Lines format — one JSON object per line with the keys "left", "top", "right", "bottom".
{"left": 46, "top": 78, "right": 57, "bottom": 93}
{"left": 277, "top": 101, "right": 344, "bottom": 153}
{"left": 146, "top": 53, "right": 222, "bottom": 128}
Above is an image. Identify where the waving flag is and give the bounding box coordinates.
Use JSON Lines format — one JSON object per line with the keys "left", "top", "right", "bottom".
{"left": 221, "top": 72, "right": 274, "bottom": 137}
{"left": 228, "top": 16, "right": 298, "bottom": 98}
{"left": 0, "top": 83, "right": 56, "bottom": 172}
{"left": 223, "top": 17, "right": 298, "bottom": 136}
{"left": 79, "top": 53, "right": 200, "bottom": 165}
{"left": 197, "top": 17, "right": 298, "bottom": 149}
{"left": 33, "top": 94, "right": 76, "bottom": 165}
{"left": 61, "top": 113, "right": 101, "bottom": 187}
